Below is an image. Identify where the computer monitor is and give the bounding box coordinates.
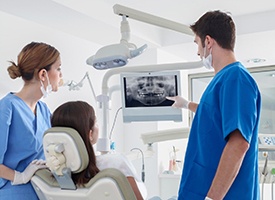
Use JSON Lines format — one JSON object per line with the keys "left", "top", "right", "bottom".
{"left": 120, "top": 70, "right": 182, "bottom": 122}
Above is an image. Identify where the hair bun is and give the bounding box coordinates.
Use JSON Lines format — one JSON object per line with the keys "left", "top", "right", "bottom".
{"left": 7, "top": 62, "right": 21, "bottom": 79}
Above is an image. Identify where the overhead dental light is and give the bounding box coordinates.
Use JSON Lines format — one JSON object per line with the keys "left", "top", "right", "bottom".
{"left": 87, "top": 4, "right": 194, "bottom": 70}
{"left": 86, "top": 15, "right": 147, "bottom": 70}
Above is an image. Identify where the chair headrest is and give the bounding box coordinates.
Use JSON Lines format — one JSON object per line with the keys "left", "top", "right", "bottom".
{"left": 43, "top": 127, "right": 89, "bottom": 174}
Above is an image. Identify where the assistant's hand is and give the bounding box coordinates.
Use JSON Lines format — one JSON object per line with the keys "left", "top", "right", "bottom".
{"left": 12, "top": 159, "right": 47, "bottom": 185}
{"left": 166, "top": 96, "right": 190, "bottom": 109}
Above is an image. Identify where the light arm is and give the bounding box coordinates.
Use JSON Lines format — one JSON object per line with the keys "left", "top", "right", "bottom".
{"left": 113, "top": 4, "right": 194, "bottom": 36}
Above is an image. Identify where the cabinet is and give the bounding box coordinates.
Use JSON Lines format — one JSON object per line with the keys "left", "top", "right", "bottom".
{"left": 159, "top": 174, "right": 181, "bottom": 199}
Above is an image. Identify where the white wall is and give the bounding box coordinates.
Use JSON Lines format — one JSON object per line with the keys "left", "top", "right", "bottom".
{"left": 0, "top": 11, "right": 105, "bottom": 105}
{"left": 0, "top": 11, "right": 115, "bottom": 146}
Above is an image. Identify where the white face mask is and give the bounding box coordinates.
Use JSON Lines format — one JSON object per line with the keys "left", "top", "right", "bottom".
{"left": 202, "top": 46, "right": 213, "bottom": 70}
{"left": 40, "top": 72, "right": 52, "bottom": 98}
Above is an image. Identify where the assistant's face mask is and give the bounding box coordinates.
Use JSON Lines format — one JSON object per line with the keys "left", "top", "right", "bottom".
{"left": 40, "top": 71, "right": 52, "bottom": 98}
{"left": 202, "top": 46, "right": 213, "bottom": 70}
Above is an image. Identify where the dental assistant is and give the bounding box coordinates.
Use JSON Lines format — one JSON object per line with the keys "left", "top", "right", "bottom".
{"left": 168, "top": 11, "right": 261, "bottom": 199}
{"left": 0, "top": 42, "right": 62, "bottom": 199}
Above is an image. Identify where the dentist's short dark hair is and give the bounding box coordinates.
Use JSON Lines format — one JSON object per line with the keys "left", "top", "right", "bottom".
{"left": 190, "top": 10, "right": 236, "bottom": 51}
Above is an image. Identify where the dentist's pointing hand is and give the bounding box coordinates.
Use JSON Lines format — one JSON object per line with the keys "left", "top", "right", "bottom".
{"left": 166, "top": 96, "right": 190, "bottom": 109}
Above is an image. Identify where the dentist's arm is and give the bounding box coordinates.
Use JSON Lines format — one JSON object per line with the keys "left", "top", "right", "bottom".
{"left": 188, "top": 101, "right": 199, "bottom": 113}
{"left": 207, "top": 130, "right": 249, "bottom": 200}
{"left": 166, "top": 96, "right": 198, "bottom": 112}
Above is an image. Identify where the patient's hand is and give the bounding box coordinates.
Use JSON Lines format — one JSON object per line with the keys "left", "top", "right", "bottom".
{"left": 46, "top": 156, "right": 61, "bottom": 171}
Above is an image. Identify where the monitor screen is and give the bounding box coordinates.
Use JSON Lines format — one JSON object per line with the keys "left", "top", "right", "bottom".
{"left": 120, "top": 71, "right": 182, "bottom": 122}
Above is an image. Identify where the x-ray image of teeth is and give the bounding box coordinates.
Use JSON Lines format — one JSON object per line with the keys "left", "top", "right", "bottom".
{"left": 124, "top": 75, "right": 177, "bottom": 107}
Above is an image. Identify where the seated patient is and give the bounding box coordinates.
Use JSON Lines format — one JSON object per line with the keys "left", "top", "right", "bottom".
{"left": 51, "top": 100, "right": 146, "bottom": 200}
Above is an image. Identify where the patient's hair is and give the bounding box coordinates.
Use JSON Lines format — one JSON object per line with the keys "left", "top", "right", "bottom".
{"left": 51, "top": 101, "right": 100, "bottom": 185}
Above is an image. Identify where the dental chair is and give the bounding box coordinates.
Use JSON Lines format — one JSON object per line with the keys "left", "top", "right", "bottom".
{"left": 31, "top": 127, "right": 137, "bottom": 200}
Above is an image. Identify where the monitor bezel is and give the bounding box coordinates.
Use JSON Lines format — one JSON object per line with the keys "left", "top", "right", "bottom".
{"left": 120, "top": 70, "right": 182, "bottom": 123}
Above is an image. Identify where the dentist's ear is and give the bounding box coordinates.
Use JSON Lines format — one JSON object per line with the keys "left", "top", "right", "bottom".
{"left": 204, "top": 35, "right": 214, "bottom": 49}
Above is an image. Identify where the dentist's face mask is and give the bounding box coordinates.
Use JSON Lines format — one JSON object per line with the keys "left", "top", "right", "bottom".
{"left": 40, "top": 71, "right": 52, "bottom": 98}
{"left": 202, "top": 45, "right": 213, "bottom": 70}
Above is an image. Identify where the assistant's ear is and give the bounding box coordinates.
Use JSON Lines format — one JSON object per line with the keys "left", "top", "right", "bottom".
{"left": 38, "top": 69, "right": 47, "bottom": 81}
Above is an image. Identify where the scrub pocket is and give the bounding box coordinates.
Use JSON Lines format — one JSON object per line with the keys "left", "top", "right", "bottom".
{"left": 185, "top": 161, "right": 216, "bottom": 197}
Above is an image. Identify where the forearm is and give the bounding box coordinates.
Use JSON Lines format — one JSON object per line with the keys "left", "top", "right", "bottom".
{"left": 0, "top": 164, "right": 15, "bottom": 181}
{"left": 207, "top": 130, "right": 249, "bottom": 200}
{"left": 188, "top": 101, "right": 198, "bottom": 113}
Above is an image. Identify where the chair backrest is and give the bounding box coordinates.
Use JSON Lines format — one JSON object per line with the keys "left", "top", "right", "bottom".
{"left": 31, "top": 127, "right": 137, "bottom": 200}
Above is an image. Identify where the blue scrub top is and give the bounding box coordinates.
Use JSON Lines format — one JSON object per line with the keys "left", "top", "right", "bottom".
{"left": 0, "top": 93, "right": 51, "bottom": 199}
{"left": 178, "top": 62, "right": 261, "bottom": 200}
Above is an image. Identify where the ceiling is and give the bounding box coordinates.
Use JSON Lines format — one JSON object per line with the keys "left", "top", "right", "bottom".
{"left": 1, "top": 0, "right": 275, "bottom": 62}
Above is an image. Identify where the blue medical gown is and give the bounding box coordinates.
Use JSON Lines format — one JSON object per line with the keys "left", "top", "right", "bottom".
{"left": 0, "top": 93, "right": 51, "bottom": 199}
{"left": 178, "top": 62, "right": 261, "bottom": 200}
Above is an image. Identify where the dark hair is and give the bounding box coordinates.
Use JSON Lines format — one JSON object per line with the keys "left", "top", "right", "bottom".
{"left": 190, "top": 10, "right": 236, "bottom": 51}
{"left": 51, "top": 101, "right": 100, "bottom": 185}
{"left": 7, "top": 42, "right": 60, "bottom": 81}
